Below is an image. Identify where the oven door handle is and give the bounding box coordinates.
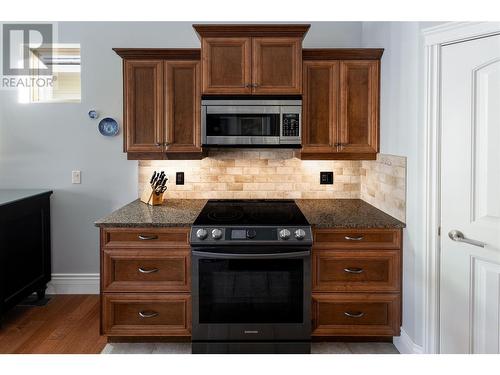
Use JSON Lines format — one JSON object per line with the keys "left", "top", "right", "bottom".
{"left": 192, "top": 250, "right": 310, "bottom": 259}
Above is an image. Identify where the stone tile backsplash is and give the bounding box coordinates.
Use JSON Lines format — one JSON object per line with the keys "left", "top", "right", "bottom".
{"left": 360, "top": 154, "right": 406, "bottom": 222}
{"left": 138, "top": 150, "right": 406, "bottom": 222}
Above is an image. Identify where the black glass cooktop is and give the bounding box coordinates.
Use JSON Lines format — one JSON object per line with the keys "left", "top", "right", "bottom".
{"left": 194, "top": 200, "right": 310, "bottom": 226}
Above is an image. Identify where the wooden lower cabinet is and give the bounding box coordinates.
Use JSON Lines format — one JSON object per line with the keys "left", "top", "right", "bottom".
{"left": 100, "top": 227, "right": 192, "bottom": 338}
{"left": 102, "top": 293, "right": 191, "bottom": 336}
{"left": 312, "top": 293, "right": 400, "bottom": 337}
{"left": 311, "top": 227, "right": 403, "bottom": 338}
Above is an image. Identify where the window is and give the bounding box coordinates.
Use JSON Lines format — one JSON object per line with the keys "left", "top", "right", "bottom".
{"left": 22, "top": 44, "right": 81, "bottom": 103}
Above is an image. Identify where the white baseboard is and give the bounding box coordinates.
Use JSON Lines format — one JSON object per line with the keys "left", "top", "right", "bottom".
{"left": 394, "top": 328, "right": 424, "bottom": 354}
{"left": 46, "top": 273, "right": 100, "bottom": 295}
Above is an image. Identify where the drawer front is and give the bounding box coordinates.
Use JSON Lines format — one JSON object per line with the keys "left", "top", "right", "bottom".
{"left": 102, "top": 249, "right": 190, "bottom": 292}
{"left": 101, "top": 227, "right": 190, "bottom": 248}
{"left": 102, "top": 293, "right": 191, "bottom": 336}
{"left": 313, "top": 250, "right": 400, "bottom": 292}
{"left": 312, "top": 293, "right": 400, "bottom": 336}
{"left": 314, "top": 228, "right": 401, "bottom": 250}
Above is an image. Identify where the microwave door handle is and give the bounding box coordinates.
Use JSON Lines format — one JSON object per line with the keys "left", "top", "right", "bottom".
{"left": 191, "top": 251, "right": 310, "bottom": 259}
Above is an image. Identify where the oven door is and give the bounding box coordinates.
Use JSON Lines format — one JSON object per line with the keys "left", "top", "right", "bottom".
{"left": 191, "top": 247, "right": 311, "bottom": 341}
{"left": 203, "top": 106, "right": 281, "bottom": 145}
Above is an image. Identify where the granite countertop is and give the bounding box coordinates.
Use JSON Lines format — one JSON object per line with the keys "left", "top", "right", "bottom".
{"left": 0, "top": 189, "right": 53, "bottom": 207}
{"left": 296, "top": 199, "right": 405, "bottom": 229}
{"left": 95, "top": 198, "right": 405, "bottom": 229}
{"left": 94, "top": 199, "right": 207, "bottom": 228}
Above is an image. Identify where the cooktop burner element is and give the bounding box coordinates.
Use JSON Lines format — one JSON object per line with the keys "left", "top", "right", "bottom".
{"left": 191, "top": 199, "right": 312, "bottom": 246}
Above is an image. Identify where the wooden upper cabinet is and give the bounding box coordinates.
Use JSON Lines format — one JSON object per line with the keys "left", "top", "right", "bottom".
{"left": 165, "top": 60, "right": 201, "bottom": 154}
{"left": 124, "top": 60, "right": 164, "bottom": 153}
{"left": 252, "top": 38, "right": 302, "bottom": 94}
{"left": 201, "top": 38, "right": 251, "bottom": 94}
{"left": 115, "top": 49, "right": 203, "bottom": 160}
{"left": 300, "top": 49, "right": 383, "bottom": 160}
{"left": 339, "top": 60, "right": 379, "bottom": 154}
{"left": 302, "top": 61, "right": 339, "bottom": 154}
{"left": 194, "top": 24, "right": 309, "bottom": 95}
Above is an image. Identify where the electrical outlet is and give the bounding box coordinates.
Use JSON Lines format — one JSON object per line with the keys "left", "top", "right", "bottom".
{"left": 320, "top": 171, "right": 333, "bottom": 185}
{"left": 176, "top": 172, "right": 184, "bottom": 185}
{"left": 72, "top": 170, "right": 81, "bottom": 184}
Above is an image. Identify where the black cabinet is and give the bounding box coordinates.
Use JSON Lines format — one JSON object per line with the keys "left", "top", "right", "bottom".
{"left": 0, "top": 190, "right": 52, "bottom": 323}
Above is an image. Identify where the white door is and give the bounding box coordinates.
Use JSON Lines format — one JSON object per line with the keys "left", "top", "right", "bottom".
{"left": 440, "top": 34, "right": 500, "bottom": 353}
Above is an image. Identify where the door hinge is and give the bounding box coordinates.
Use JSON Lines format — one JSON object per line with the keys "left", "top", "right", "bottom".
{"left": 438, "top": 226, "right": 441, "bottom": 236}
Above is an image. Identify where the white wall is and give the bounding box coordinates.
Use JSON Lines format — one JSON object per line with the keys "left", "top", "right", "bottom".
{"left": 0, "top": 21, "right": 363, "bottom": 275}
{"left": 361, "top": 21, "right": 445, "bottom": 349}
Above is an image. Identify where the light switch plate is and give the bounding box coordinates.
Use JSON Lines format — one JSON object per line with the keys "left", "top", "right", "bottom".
{"left": 72, "top": 170, "right": 81, "bottom": 184}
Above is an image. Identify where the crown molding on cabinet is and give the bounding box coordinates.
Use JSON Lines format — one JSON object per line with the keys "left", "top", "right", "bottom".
{"left": 193, "top": 24, "right": 310, "bottom": 39}
{"left": 303, "top": 48, "right": 384, "bottom": 60}
{"left": 112, "top": 48, "right": 201, "bottom": 60}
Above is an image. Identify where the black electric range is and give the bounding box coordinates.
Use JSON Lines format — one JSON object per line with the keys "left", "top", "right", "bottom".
{"left": 190, "top": 200, "right": 312, "bottom": 354}
{"left": 190, "top": 199, "right": 313, "bottom": 246}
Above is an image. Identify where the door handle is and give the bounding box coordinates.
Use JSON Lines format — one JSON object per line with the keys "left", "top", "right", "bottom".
{"left": 344, "top": 311, "right": 365, "bottom": 318}
{"left": 344, "top": 267, "right": 364, "bottom": 274}
{"left": 448, "top": 230, "right": 486, "bottom": 248}
{"left": 138, "top": 234, "right": 158, "bottom": 241}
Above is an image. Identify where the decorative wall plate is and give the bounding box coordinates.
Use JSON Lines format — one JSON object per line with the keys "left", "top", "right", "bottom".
{"left": 98, "top": 117, "right": 119, "bottom": 136}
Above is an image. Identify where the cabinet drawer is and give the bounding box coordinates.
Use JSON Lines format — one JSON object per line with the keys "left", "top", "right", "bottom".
{"left": 102, "top": 293, "right": 191, "bottom": 336}
{"left": 313, "top": 250, "right": 400, "bottom": 292}
{"left": 101, "top": 227, "right": 190, "bottom": 248}
{"left": 312, "top": 293, "right": 400, "bottom": 336}
{"left": 102, "top": 249, "right": 190, "bottom": 292}
{"left": 313, "top": 228, "right": 401, "bottom": 250}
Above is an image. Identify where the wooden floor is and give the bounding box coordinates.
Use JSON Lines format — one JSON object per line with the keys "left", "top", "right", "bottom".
{"left": 0, "top": 295, "right": 106, "bottom": 354}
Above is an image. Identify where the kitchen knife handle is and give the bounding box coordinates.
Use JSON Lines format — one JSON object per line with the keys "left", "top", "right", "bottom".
{"left": 138, "top": 234, "right": 158, "bottom": 241}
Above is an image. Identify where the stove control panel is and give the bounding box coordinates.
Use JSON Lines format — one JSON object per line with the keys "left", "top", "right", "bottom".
{"left": 190, "top": 226, "right": 312, "bottom": 245}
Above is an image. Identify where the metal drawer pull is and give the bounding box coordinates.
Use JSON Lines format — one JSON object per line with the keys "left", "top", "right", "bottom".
{"left": 138, "top": 267, "right": 159, "bottom": 274}
{"left": 344, "top": 311, "right": 365, "bottom": 318}
{"left": 138, "top": 234, "right": 158, "bottom": 241}
{"left": 345, "top": 235, "right": 364, "bottom": 241}
{"left": 138, "top": 311, "right": 159, "bottom": 318}
{"left": 448, "top": 230, "right": 485, "bottom": 248}
{"left": 344, "top": 267, "right": 364, "bottom": 274}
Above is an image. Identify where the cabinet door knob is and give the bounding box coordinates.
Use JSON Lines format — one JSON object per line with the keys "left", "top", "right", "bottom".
{"left": 138, "top": 310, "right": 159, "bottom": 319}
{"left": 138, "top": 234, "right": 158, "bottom": 241}
{"left": 344, "top": 267, "right": 364, "bottom": 274}
{"left": 155, "top": 142, "right": 162, "bottom": 147}
{"left": 138, "top": 267, "right": 159, "bottom": 274}
{"left": 345, "top": 235, "right": 364, "bottom": 241}
{"left": 344, "top": 311, "right": 365, "bottom": 318}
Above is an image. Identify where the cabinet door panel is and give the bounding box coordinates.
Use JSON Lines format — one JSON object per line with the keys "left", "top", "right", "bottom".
{"left": 339, "top": 60, "right": 379, "bottom": 154}
{"left": 165, "top": 61, "right": 201, "bottom": 154}
{"left": 252, "top": 37, "right": 302, "bottom": 94}
{"left": 124, "top": 60, "right": 163, "bottom": 153}
{"left": 302, "top": 61, "right": 339, "bottom": 153}
{"left": 312, "top": 293, "right": 400, "bottom": 336}
{"left": 202, "top": 38, "right": 251, "bottom": 94}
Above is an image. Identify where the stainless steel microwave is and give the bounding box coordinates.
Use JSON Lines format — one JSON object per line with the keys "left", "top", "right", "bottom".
{"left": 201, "top": 99, "right": 302, "bottom": 147}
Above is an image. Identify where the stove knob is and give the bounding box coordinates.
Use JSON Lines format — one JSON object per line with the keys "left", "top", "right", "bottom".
{"left": 211, "top": 228, "right": 223, "bottom": 240}
{"left": 279, "top": 229, "right": 291, "bottom": 240}
{"left": 246, "top": 229, "right": 257, "bottom": 239}
{"left": 196, "top": 228, "right": 208, "bottom": 240}
{"left": 294, "top": 229, "right": 306, "bottom": 240}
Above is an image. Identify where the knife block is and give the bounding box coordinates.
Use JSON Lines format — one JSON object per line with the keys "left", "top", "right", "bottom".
{"left": 140, "top": 187, "right": 165, "bottom": 206}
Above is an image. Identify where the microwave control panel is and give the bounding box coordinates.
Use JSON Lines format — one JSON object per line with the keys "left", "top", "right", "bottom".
{"left": 282, "top": 113, "right": 300, "bottom": 137}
